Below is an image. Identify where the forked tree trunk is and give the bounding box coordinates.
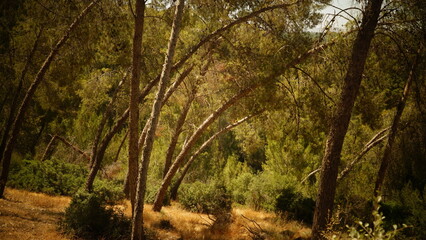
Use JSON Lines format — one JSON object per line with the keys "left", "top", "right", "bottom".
{"left": 131, "top": 1, "right": 185, "bottom": 239}
{"left": 85, "top": 2, "right": 300, "bottom": 176}
{"left": 170, "top": 114, "right": 257, "bottom": 200}
{"left": 128, "top": 0, "right": 145, "bottom": 212}
{"left": 311, "top": 1, "right": 383, "bottom": 239}
{"left": 374, "top": 53, "right": 419, "bottom": 196}
{"left": 152, "top": 85, "right": 256, "bottom": 212}
{"left": 0, "top": 0, "right": 99, "bottom": 198}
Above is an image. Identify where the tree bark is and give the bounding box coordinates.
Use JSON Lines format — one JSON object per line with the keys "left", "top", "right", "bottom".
{"left": 152, "top": 85, "right": 256, "bottom": 212}
{"left": 170, "top": 114, "right": 257, "bottom": 200}
{"left": 0, "top": 27, "right": 43, "bottom": 165}
{"left": 87, "top": 1, "right": 301, "bottom": 175}
{"left": 374, "top": 52, "right": 419, "bottom": 197}
{"left": 90, "top": 69, "right": 129, "bottom": 168}
{"left": 311, "top": 1, "right": 383, "bottom": 239}
{"left": 131, "top": 1, "right": 185, "bottom": 239}
{"left": 40, "top": 135, "right": 57, "bottom": 162}
{"left": 128, "top": 0, "right": 145, "bottom": 214}
{"left": 163, "top": 93, "right": 195, "bottom": 178}
{"left": 0, "top": 0, "right": 99, "bottom": 198}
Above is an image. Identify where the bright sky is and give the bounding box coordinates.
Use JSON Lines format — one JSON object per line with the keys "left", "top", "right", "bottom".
{"left": 315, "top": 0, "right": 362, "bottom": 31}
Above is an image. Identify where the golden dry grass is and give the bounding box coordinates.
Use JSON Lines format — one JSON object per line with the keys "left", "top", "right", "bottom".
{"left": 0, "top": 188, "right": 71, "bottom": 240}
{"left": 0, "top": 188, "right": 311, "bottom": 240}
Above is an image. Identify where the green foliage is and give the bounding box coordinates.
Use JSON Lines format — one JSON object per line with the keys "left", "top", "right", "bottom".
{"left": 275, "top": 188, "right": 315, "bottom": 225}
{"left": 179, "top": 181, "right": 232, "bottom": 216}
{"left": 8, "top": 158, "right": 87, "bottom": 195}
{"left": 332, "top": 197, "right": 407, "bottom": 240}
{"left": 61, "top": 191, "right": 130, "bottom": 240}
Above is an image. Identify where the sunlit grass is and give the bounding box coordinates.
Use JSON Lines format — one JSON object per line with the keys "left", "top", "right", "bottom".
{"left": 0, "top": 188, "right": 311, "bottom": 239}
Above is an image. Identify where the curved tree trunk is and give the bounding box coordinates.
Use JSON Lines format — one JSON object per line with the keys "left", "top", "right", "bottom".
{"left": 311, "top": 1, "right": 383, "bottom": 238}
{"left": 0, "top": 0, "right": 99, "bottom": 198}
{"left": 86, "top": 1, "right": 301, "bottom": 177}
{"left": 152, "top": 85, "right": 256, "bottom": 212}
{"left": 170, "top": 114, "right": 257, "bottom": 200}
{"left": 131, "top": 1, "right": 185, "bottom": 239}
{"left": 0, "top": 27, "right": 43, "bottom": 165}
{"left": 374, "top": 52, "right": 419, "bottom": 196}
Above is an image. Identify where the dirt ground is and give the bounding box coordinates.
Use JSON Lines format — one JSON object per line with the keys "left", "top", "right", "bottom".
{"left": 0, "top": 188, "right": 71, "bottom": 240}
{"left": 0, "top": 188, "right": 311, "bottom": 240}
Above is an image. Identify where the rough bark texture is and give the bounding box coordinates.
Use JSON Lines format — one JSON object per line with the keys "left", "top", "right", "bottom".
{"left": 152, "top": 86, "right": 256, "bottom": 211}
{"left": 131, "top": 1, "right": 185, "bottom": 239}
{"left": 0, "top": 0, "right": 99, "bottom": 198}
{"left": 170, "top": 114, "right": 256, "bottom": 200}
{"left": 311, "top": 1, "right": 383, "bottom": 238}
{"left": 128, "top": 0, "right": 145, "bottom": 214}
{"left": 83, "top": 2, "right": 300, "bottom": 173}
{"left": 374, "top": 54, "right": 418, "bottom": 196}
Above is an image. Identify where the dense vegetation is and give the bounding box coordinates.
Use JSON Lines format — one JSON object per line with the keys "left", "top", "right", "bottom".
{"left": 1, "top": 0, "right": 425, "bottom": 239}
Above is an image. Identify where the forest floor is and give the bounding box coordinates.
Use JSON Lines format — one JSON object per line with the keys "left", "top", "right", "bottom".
{"left": 0, "top": 188, "right": 311, "bottom": 240}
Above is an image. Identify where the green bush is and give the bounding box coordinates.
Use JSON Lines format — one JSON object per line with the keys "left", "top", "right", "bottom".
{"left": 61, "top": 191, "right": 130, "bottom": 240}
{"left": 275, "top": 187, "right": 315, "bottom": 225}
{"left": 179, "top": 181, "right": 232, "bottom": 216}
{"left": 8, "top": 158, "right": 87, "bottom": 195}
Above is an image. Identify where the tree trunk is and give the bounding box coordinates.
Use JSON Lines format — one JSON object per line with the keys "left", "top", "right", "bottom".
{"left": 0, "top": 27, "right": 43, "bottom": 165}
{"left": 40, "top": 135, "right": 57, "bottom": 161}
{"left": 91, "top": 70, "right": 128, "bottom": 168}
{"left": 131, "top": 1, "right": 185, "bottom": 239}
{"left": 337, "top": 128, "right": 389, "bottom": 181}
{"left": 0, "top": 0, "right": 99, "bottom": 198}
{"left": 152, "top": 85, "right": 256, "bottom": 212}
{"left": 128, "top": 0, "right": 145, "bottom": 214}
{"left": 170, "top": 114, "right": 257, "bottom": 200}
{"left": 85, "top": 1, "right": 300, "bottom": 176}
{"left": 311, "top": 1, "right": 383, "bottom": 239}
{"left": 374, "top": 53, "right": 419, "bottom": 196}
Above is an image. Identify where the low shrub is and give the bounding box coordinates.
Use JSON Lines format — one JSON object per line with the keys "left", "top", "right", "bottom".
{"left": 8, "top": 158, "right": 86, "bottom": 195}
{"left": 275, "top": 187, "right": 315, "bottom": 225}
{"left": 179, "top": 181, "right": 232, "bottom": 216}
{"left": 61, "top": 190, "right": 130, "bottom": 240}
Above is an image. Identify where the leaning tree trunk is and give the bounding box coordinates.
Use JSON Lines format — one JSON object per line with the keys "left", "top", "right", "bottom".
{"left": 82, "top": 2, "right": 299, "bottom": 178}
{"left": 0, "top": 0, "right": 99, "bottom": 198}
{"left": 311, "top": 1, "right": 383, "bottom": 239}
{"left": 131, "top": 1, "right": 185, "bottom": 239}
{"left": 0, "top": 28, "right": 43, "bottom": 165}
{"left": 128, "top": 0, "right": 145, "bottom": 212}
{"left": 170, "top": 114, "right": 257, "bottom": 200}
{"left": 374, "top": 52, "right": 419, "bottom": 197}
{"left": 152, "top": 85, "right": 256, "bottom": 212}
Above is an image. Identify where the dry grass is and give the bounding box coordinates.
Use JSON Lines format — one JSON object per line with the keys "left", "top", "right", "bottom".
{"left": 0, "top": 188, "right": 311, "bottom": 240}
{"left": 0, "top": 188, "right": 71, "bottom": 240}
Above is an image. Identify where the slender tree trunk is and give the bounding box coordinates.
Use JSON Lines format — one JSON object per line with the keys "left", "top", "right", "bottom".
{"left": 128, "top": 0, "right": 146, "bottom": 213}
{"left": 374, "top": 53, "right": 418, "bottom": 196}
{"left": 114, "top": 130, "right": 128, "bottom": 163}
{"left": 337, "top": 128, "right": 389, "bottom": 181}
{"left": 0, "top": 28, "right": 43, "bottom": 165}
{"left": 170, "top": 114, "right": 257, "bottom": 200}
{"left": 40, "top": 135, "right": 57, "bottom": 161}
{"left": 152, "top": 85, "right": 256, "bottom": 211}
{"left": 131, "top": 1, "right": 185, "bottom": 239}
{"left": 90, "top": 70, "right": 128, "bottom": 168}
{"left": 0, "top": 0, "right": 99, "bottom": 198}
{"left": 163, "top": 89, "right": 196, "bottom": 178}
{"left": 87, "top": 2, "right": 300, "bottom": 174}
{"left": 311, "top": 1, "right": 383, "bottom": 239}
